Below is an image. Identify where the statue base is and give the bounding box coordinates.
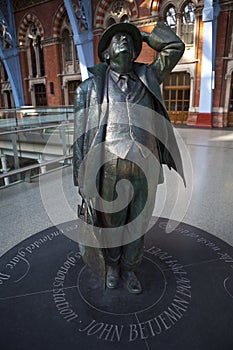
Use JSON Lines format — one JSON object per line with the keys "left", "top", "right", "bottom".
{"left": 0, "top": 218, "right": 232, "bottom": 349}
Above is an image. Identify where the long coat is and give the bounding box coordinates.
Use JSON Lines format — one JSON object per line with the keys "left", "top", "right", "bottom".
{"left": 73, "top": 22, "right": 186, "bottom": 197}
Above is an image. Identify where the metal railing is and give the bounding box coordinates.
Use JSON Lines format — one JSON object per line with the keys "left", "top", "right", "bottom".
{"left": 0, "top": 106, "right": 74, "bottom": 188}
{"left": 0, "top": 154, "right": 72, "bottom": 183}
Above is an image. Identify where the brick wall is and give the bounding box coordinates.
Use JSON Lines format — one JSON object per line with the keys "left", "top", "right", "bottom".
{"left": 5, "top": 0, "right": 231, "bottom": 127}
{"left": 213, "top": 11, "right": 229, "bottom": 109}
{"left": 43, "top": 44, "right": 61, "bottom": 106}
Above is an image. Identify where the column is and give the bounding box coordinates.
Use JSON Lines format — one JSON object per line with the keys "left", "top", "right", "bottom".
{"left": 38, "top": 157, "right": 47, "bottom": 174}
{"left": 0, "top": 1, "right": 24, "bottom": 107}
{"left": 0, "top": 154, "right": 10, "bottom": 186}
{"left": 196, "top": 0, "right": 219, "bottom": 127}
{"left": 176, "top": 13, "right": 182, "bottom": 39}
{"left": 64, "top": 0, "right": 94, "bottom": 81}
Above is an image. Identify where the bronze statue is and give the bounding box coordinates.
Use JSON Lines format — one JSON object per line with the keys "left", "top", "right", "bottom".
{"left": 73, "top": 21, "right": 185, "bottom": 294}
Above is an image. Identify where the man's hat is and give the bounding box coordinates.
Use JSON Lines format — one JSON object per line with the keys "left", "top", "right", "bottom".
{"left": 98, "top": 22, "right": 142, "bottom": 62}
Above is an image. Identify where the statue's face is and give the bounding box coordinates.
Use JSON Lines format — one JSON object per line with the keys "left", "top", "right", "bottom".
{"left": 108, "top": 32, "right": 135, "bottom": 61}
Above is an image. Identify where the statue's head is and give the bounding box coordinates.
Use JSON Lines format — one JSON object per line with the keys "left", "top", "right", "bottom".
{"left": 98, "top": 23, "right": 142, "bottom": 65}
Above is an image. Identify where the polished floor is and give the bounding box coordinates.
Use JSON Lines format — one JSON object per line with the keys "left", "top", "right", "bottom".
{"left": 1, "top": 127, "right": 233, "bottom": 257}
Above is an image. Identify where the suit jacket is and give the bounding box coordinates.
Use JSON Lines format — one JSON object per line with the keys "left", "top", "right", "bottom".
{"left": 73, "top": 22, "right": 186, "bottom": 196}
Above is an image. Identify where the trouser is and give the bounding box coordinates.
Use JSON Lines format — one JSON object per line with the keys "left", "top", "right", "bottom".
{"left": 97, "top": 157, "right": 155, "bottom": 271}
{"left": 104, "top": 236, "right": 144, "bottom": 271}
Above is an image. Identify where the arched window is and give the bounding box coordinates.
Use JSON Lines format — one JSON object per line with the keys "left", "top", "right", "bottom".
{"left": 120, "top": 14, "right": 129, "bottom": 23}
{"left": 166, "top": 6, "right": 177, "bottom": 32}
{"left": 104, "top": 0, "right": 131, "bottom": 28}
{"left": 62, "top": 29, "right": 72, "bottom": 62}
{"left": 29, "top": 38, "right": 37, "bottom": 77}
{"left": 106, "top": 17, "right": 116, "bottom": 27}
{"left": 59, "top": 12, "right": 81, "bottom": 105}
{"left": 181, "top": 2, "right": 196, "bottom": 44}
{"left": 163, "top": 2, "right": 196, "bottom": 45}
{"left": 36, "top": 35, "right": 45, "bottom": 76}
{"left": 27, "top": 24, "right": 45, "bottom": 78}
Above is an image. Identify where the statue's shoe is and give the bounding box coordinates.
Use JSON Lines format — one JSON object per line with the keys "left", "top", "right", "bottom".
{"left": 106, "top": 265, "right": 120, "bottom": 289}
{"left": 121, "top": 270, "right": 142, "bottom": 294}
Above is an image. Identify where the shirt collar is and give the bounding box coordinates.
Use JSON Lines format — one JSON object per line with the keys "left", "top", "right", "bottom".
{"left": 109, "top": 68, "right": 137, "bottom": 83}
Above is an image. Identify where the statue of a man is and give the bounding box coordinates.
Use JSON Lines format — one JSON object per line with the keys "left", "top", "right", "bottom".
{"left": 73, "top": 22, "right": 185, "bottom": 294}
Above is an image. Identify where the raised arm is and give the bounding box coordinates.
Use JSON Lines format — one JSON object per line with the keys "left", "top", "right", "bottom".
{"left": 141, "top": 22, "right": 185, "bottom": 84}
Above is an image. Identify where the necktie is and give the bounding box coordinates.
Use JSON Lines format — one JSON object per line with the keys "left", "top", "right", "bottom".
{"left": 118, "top": 74, "right": 129, "bottom": 93}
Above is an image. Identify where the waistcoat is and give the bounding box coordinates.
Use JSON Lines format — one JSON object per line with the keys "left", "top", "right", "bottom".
{"left": 105, "top": 69, "right": 158, "bottom": 160}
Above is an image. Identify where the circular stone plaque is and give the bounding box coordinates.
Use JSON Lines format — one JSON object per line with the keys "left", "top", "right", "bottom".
{"left": 0, "top": 218, "right": 232, "bottom": 350}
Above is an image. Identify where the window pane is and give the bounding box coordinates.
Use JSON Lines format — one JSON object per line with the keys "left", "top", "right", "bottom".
{"left": 68, "top": 80, "right": 81, "bottom": 105}
{"left": 106, "top": 17, "right": 116, "bottom": 27}
{"left": 35, "top": 84, "right": 47, "bottom": 106}
{"left": 166, "top": 6, "right": 177, "bottom": 32}
{"left": 62, "top": 29, "right": 72, "bottom": 61}
{"left": 182, "top": 2, "right": 195, "bottom": 24}
{"left": 184, "top": 32, "right": 194, "bottom": 45}
{"left": 164, "top": 90, "right": 169, "bottom": 100}
{"left": 30, "top": 39, "right": 37, "bottom": 77}
{"left": 120, "top": 14, "right": 129, "bottom": 23}
{"left": 188, "top": 24, "right": 194, "bottom": 33}
{"left": 170, "top": 102, "right": 176, "bottom": 111}
{"left": 37, "top": 35, "right": 45, "bottom": 76}
{"left": 185, "top": 73, "right": 190, "bottom": 85}
{"left": 184, "top": 101, "right": 189, "bottom": 111}
{"left": 171, "top": 74, "right": 177, "bottom": 86}
{"left": 163, "top": 72, "right": 190, "bottom": 114}
{"left": 177, "top": 101, "right": 183, "bottom": 111}
{"left": 178, "top": 74, "right": 184, "bottom": 86}
{"left": 178, "top": 90, "right": 183, "bottom": 99}
{"left": 171, "top": 90, "right": 176, "bottom": 99}
{"left": 181, "top": 2, "right": 195, "bottom": 44}
{"left": 184, "top": 89, "right": 190, "bottom": 99}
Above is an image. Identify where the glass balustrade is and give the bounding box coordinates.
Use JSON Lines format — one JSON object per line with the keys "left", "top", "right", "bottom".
{"left": 0, "top": 106, "right": 74, "bottom": 187}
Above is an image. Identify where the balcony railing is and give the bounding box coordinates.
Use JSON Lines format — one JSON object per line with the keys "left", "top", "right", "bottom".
{"left": 0, "top": 106, "right": 74, "bottom": 188}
